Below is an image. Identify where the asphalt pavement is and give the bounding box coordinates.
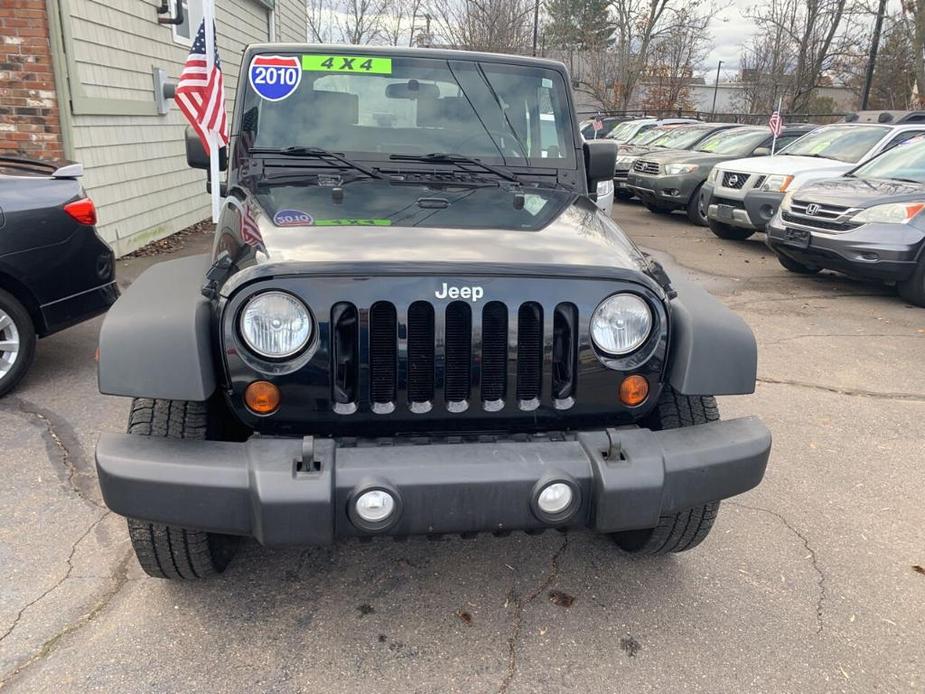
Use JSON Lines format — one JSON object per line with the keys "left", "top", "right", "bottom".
{"left": 1, "top": 203, "right": 922, "bottom": 693}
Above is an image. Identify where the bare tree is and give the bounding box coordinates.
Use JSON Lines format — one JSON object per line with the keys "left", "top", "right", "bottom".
{"left": 427, "top": 0, "right": 535, "bottom": 53}
{"left": 641, "top": 11, "right": 711, "bottom": 111}
{"left": 306, "top": 0, "right": 388, "bottom": 44}
{"left": 900, "top": 0, "right": 925, "bottom": 105}
{"left": 740, "top": 0, "right": 862, "bottom": 113}
{"left": 379, "top": 0, "right": 426, "bottom": 46}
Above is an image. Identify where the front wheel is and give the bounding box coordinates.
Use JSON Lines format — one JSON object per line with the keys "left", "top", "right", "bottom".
{"left": 610, "top": 387, "right": 721, "bottom": 555}
{"left": 708, "top": 218, "right": 755, "bottom": 241}
{"left": 776, "top": 253, "right": 821, "bottom": 275}
{"left": 686, "top": 184, "right": 708, "bottom": 226}
{"left": 125, "top": 398, "right": 240, "bottom": 579}
{"left": 897, "top": 257, "right": 925, "bottom": 307}
{"left": 0, "top": 288, "right": 36, "bottom": 398}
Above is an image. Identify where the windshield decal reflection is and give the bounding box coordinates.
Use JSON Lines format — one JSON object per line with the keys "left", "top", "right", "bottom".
{"left": 273, "top": 209, "right": 313, "bottom": 226}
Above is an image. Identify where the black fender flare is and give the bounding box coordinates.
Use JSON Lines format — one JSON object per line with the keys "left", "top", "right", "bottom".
{"left": 666, "top": 274, "right": 757, "bottom": 396}
{"left": 98, "top": 254, "right": 216, "bottom": 401}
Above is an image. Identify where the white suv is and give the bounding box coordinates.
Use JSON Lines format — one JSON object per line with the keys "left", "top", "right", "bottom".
{"left": 703, "top": 122, "right": 925, "bottom": 239}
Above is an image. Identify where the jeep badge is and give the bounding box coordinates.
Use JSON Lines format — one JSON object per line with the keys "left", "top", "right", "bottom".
{"left": 434, "top": 282, "right": 484, "bottom": 302}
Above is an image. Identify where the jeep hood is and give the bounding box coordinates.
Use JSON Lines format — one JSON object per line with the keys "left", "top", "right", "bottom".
{"left": 237, "top": 182, "right": 654, "bottom": 279}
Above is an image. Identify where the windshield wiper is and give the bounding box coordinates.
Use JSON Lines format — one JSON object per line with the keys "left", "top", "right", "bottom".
{"left": 249, "top": 146, "right": 385, "bottom": 179}
{"left": 389, "top": 152, "right": 519, "bottom": 182}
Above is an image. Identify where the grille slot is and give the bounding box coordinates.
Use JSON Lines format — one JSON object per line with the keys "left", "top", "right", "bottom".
{"left": 552, "top": 303, "right": 578, "bottom": 400}
{"left": 407, "top": 302, "right": 435, "bottom": 403}
{"left": 444, "top": 301, "right": 472, "bottom": 402}
{"left": 480, "top": 302, "right": 508, "bottom": 403}
{"left": 369, "top": 302, "right": 397, "bottom": 404}
{"left": 331, "top": 303, "right": 359, "bottom": 407}
{"left": 516, "top": 303, "right": 543, "bottom": 401}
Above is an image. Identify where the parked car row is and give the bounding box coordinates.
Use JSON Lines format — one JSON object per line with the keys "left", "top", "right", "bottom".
{"left": 606, "top": 116, "right": 925, "bottom": 306}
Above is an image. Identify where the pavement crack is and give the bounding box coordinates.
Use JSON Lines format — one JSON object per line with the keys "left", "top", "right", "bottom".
{"left": 498, "top": 532, "right": 570, "bottom": 694}
{"left": 0, "top": 551, "right": 131, "bottom": 689}
{"left": 0, "top": 511, "right": 110, "bottom": 646}
{"left": 0, "top": 397, "right": 103, "bottom": 508}
{"left": 757, "top": 376, "right": 925, "bottom": 402}
{"left": 729, "top": 502, "right": 826, "bottom": 634}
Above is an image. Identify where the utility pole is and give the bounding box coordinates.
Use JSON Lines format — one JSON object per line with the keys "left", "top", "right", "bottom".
{"left": 860, "top": 0, "right": 888, "bottom": 110}
{"left": 711, "top": 61, "right": 723, "bottom": 116}
{"left": 532, "top": 0, "right": 540, "bottom": 56}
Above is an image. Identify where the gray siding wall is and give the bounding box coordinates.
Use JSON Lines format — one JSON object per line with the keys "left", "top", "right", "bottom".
{"left": 57, "top": 0, "right": 306, "bottom": 256}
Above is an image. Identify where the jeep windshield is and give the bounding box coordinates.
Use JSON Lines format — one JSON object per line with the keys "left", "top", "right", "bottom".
{"left": 235, "top": 52, "right": 576, "bottom": 173}
{"left": 777, "top": 125, "right": 888, "bottom": 163}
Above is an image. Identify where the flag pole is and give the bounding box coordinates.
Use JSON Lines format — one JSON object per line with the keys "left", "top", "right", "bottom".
{"left": 771, "top": 96, "right": 783, "bottom": 157}
{"left": 202, "top": 0, "right": 220, "bottom": 223}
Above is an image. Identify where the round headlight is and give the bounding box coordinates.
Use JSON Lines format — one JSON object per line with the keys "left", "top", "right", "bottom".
{"left": 590, "top": 294, "right": 652, "bottom": 356}
{"left": 240, "top": 291, "right": 312, "bottom": 359}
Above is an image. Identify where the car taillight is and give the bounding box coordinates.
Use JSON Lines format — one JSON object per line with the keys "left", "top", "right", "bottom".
{"left": 63, "top": 198, "right": 97, "bottom": 226}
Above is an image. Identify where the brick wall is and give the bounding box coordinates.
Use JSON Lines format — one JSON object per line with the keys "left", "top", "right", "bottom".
{"left": 0, "top": 0, "right": 64, "bottom": 162}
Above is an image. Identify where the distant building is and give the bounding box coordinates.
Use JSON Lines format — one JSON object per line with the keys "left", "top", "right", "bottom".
{"left": 1, "top": 0, "right": 307, "bottom": 257}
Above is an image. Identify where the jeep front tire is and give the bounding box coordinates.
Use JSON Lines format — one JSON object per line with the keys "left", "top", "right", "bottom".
{"left": 125, "top": 398, "right": 239, "bottom": 579}
{"left": 610, "top": 386, "right": 721, "bottom": 555}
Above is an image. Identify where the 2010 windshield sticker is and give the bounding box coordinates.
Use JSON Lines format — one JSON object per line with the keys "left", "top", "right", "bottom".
{"left": 301, "top": 55, "right": 392, "bottom": 75}
{"left": 249, "top": 55, "right": 302, "bottom": 101}
{"left": 273, "top": 209, "right": 314, "bottom": 227}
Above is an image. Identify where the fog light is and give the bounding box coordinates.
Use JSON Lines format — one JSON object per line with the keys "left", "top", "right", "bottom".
{"left": 355, "top": 490, "right": 396, "bottom": 523}
{"left": 537, "top": 483, "right": 573, "bottom": 515}
{"left": 619, "top": 374, "right": 649, "bottom": 406}
{"left": 244, "top": 380, "right": 280, "bottom": 414}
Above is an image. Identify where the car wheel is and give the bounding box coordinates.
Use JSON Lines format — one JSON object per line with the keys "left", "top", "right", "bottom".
{"left": 610, "top": 386, "right": 721, "bottom": 555}
{"left": 776, "top": 253, "right": 821, "bottom": 275}
{"left": 0, "top": 288, "right": 37, "bottom": 398}
{"left": 645, "top": 202, "right": 672, "bottom": 215}
{"left": 897, "top": 257, "right": 925, "bottom": 307}
{"left": 686, "top": 184, "right": 708, "bottom": 226}
{"left": 707, "top": 218, "right": 755, "bottom": 240}
{"left": 125, "top": 398, "right": 240, "bottom": 579}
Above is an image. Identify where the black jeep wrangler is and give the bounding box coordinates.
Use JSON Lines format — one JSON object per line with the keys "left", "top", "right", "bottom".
{"left": 95, "top": 46, "right": 771, "bottom": 579}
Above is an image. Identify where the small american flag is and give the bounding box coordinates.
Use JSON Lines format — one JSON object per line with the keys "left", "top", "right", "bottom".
{"left": 175, "top": 19, "right": 228, "bottom": 155}
{"left": 241, "top": 203, "right": 264, "bottom": 250}
{"left": 768, "top": 109, "right": 784, "bottom": 138}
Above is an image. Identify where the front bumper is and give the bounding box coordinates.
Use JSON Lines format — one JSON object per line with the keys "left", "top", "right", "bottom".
{"left": 96, "top": 418, "right": 771, "bottom": 545}
{"left": 626, "top": 172, "right": 700, "bottom": 208}
{"left": 766, "top": 218, "right": 925, "bottom": 281}
{"left": 743, "top": 190, "right": 785, "bottom": 230}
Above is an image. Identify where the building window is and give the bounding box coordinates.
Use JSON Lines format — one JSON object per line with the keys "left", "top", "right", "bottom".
{"left": 171, "top": 0, "right": 204, "bottom": 46}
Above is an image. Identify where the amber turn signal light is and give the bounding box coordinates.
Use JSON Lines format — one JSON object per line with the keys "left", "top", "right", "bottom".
{"left": 619, "top": 375, "right": 649, "bottom": 407}
{"left": 245, "top": 380, "right": 281, "bottom": 415}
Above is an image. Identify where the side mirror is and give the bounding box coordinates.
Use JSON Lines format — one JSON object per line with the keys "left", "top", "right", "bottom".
{"left": 583, "top": 140, "right": 617, "bottom": 190}
{"left": 753, "top": 146, "right": 771, "bottom": 157}
{"left": 185, "top": 126, "right": 227, "bottom": 171}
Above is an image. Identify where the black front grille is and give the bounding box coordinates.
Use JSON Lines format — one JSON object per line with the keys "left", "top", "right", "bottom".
{"left": 328, "top": 298, "right": 580, "bottom": 414}
{"left": 722, "top": 171, "right": 749, "bottom": 189}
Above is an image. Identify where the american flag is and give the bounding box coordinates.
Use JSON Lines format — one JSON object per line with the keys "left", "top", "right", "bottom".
{"left": 240, "top": 203, "right": 264, "bottom": 250}
{"left": 175, "top": 19, "right": 228, "bottom": 155}
{"left": 768, "top": 109, "right": 784, "bottom": 138}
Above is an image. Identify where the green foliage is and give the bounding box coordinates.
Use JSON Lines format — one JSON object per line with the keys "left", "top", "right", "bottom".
{"left": 544, "top": 0, "right": 614, "bottom": 49}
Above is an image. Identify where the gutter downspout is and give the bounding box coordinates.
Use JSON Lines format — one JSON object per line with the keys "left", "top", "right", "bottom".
{"left": 44, "top": 0, "right": 74, "bottom": 160}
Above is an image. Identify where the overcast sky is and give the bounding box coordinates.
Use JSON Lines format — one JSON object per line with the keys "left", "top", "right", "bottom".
{"left": 701, "top": 0, "right": 758, "bottom": 82}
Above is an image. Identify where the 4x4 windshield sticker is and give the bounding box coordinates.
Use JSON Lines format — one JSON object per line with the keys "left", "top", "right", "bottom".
{"left": 301, "top": 55, "right": 393, "bottom": 75}
{"left": 273, "top": 209, "right": 313, "bottom": 227}
{"left": 249, "top": 55, "right": 301, "bottom": 101}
